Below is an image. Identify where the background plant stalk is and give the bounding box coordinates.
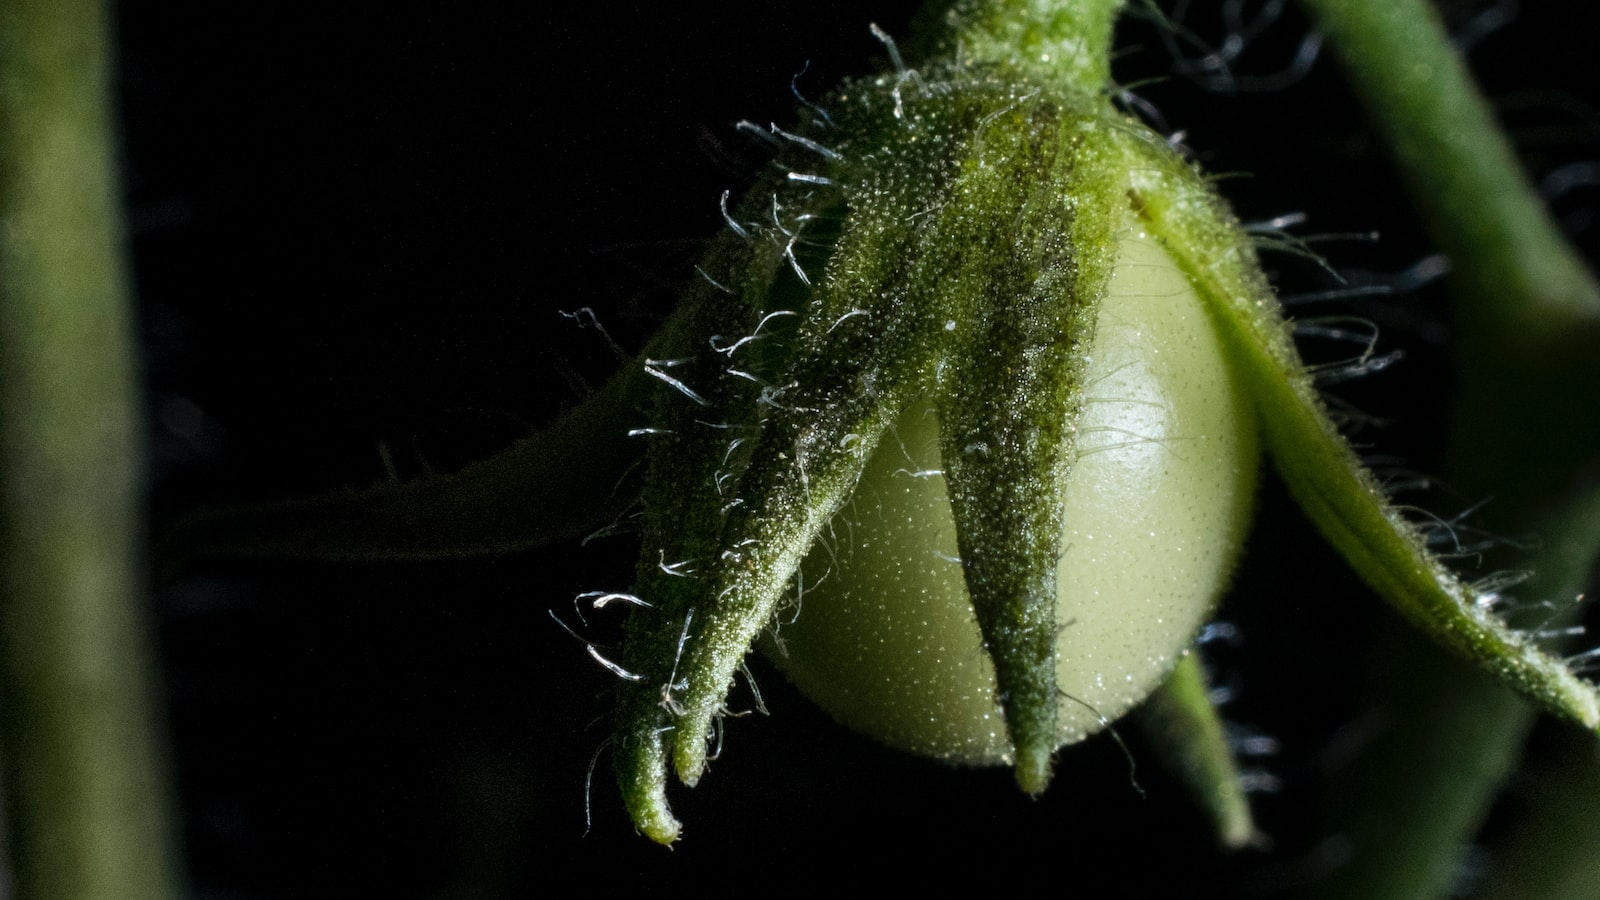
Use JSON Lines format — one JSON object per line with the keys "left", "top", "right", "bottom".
{"left": 0, "top": 0, "right": 181, "bottom": 896}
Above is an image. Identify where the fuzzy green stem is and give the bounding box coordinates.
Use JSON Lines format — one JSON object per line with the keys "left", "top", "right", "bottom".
{"left": 0, "top": 1, "right": 182, "bottom": 897}
{"left": 914, "top": 0, "right": 1125, "bottom": 90}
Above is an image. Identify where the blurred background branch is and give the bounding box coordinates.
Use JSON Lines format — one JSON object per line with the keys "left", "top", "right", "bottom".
{"left": 0, "top": 0, "right": 180, "bottom": 897}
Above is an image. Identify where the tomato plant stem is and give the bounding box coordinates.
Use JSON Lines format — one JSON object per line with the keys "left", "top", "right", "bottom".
{"left": 919, "top": 0, "right": 1125, "bottom": 91}
{"left": 1297, "top": 0, "right": 1600, "bottom": 333}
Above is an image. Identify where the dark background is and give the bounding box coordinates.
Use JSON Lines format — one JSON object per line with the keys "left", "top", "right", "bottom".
{"left": 126, "top": 2, "right": 1598, "bottom": 896}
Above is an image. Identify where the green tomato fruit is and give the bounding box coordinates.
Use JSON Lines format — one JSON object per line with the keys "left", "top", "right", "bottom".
{"left": 759, "top": 226, "right": 1259, "bottom": 764}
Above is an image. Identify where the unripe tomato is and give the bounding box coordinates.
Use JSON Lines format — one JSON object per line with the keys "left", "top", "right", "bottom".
{"left": 761, "top": 226, "right": 1258, "bottom": 764}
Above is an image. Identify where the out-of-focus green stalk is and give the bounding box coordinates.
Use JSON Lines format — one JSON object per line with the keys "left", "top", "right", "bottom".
{"left": 1295, "top": 0, "right": 1600, "bottom": 896}
{"left": 1473, "top": 719, "right": 1600, "bottom": 900}
{"left": 1298, "top": 0, "right": 1600, "bottom": 509}
{"left": 0, "top": 0, "right": 181, "bottom": 897}
{"left": 1295, "top": 0, "right": 1600, "bottom": 328}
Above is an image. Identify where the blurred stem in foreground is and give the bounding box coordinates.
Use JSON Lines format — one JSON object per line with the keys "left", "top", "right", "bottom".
{"left": 1296, "top": 0, "right": 1600, "bottom": 896}
{"left": 0, "top": 0, "right": 182, "bottom": 897}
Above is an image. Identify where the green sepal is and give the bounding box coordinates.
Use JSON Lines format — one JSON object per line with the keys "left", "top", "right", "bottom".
{"left": 611, "top": 82, "right": 964, "bottom": 834}
{"left": 1135, "top": 652, "right": 1260, "bottom": 850}
{"left": 934, "top": 101, "right": 1121, "bottom": 791}
{"left": 611, "top": 67, "right": 1133, "bottom": 839}
{"left": 611, "top": 209, "right": 811, "bottom": 843}
{"left": 1123, "top": 134, "right": 1600, "bottom": 737}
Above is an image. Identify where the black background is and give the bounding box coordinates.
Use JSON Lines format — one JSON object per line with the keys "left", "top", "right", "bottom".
{"left": 125, "top": 2, "right": 1598, "bottom": 896}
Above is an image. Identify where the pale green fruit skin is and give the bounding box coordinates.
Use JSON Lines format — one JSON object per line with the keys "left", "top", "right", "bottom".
{"left": 759, "top": 229, "right": 1259, "bottom": 764}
